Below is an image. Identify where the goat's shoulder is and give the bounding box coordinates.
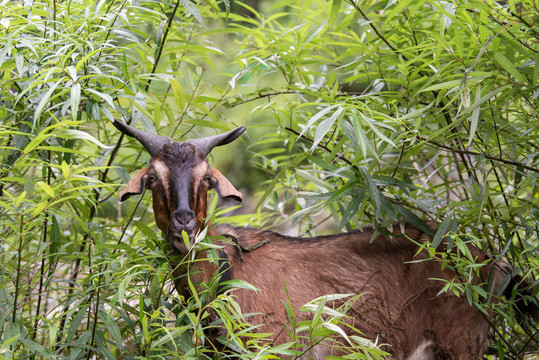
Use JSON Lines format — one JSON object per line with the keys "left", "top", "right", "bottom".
{"left": 212, "top": 224, "right": 283, "bottom": 248}
{"left": 213, "top": 222, "right": 435, "bottom": 251}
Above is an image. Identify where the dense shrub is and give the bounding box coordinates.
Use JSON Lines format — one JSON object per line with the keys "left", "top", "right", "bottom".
{"left": 0, "top": 0, "right": 537, "bottom": 358}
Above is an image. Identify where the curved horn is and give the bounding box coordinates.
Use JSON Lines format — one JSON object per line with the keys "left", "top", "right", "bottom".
{"left": 186, "top": 126, "right": 246, "bottom": 158}
{"left": 112, "top": 120, "right": 171, "bottom": 156}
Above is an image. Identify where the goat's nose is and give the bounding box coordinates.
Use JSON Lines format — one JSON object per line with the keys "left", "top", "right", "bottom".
{"left": 173, "top": 209, "right": 195, "bottom": 228}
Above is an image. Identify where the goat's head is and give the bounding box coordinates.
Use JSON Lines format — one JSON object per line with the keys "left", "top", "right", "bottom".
{"left": 113, "top": 120, "right": 245, "bottom": 255}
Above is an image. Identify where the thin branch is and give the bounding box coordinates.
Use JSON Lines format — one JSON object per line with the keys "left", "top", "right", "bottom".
{"left": 348, "top": 0, "right": 407, "bottom": 60}
{"left": 421, "top": 138, "right": 539, "bottom": 174}
{"left": 150, "top": 0, "right": 182, "bottom": 79}
{"left": 12, "top": 215, "right": 24, "bottom": 323}
{"left": 284, "top": 127, "right": 356, "bottom": 169}
{"left": 229, "top": 91, "right": 296, "bottom": 108}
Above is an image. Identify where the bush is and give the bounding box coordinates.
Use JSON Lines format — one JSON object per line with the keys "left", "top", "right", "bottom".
{"left": 0, "top": 0, "right": 537, "bottom": 358}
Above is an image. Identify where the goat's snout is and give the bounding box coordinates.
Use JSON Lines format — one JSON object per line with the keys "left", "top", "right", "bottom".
{"left": 172, "top": 209, "right": 196, "bottom": 233}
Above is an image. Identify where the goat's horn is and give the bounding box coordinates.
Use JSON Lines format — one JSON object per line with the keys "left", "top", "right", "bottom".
{"left": 186, "top": 126, "right": 246, "bottom": 158}
{"left": 112, "top": 120, "right": 171, "bottom": 156}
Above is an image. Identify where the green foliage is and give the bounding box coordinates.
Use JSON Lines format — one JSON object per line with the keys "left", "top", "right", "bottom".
{"left": 0, "top": 0, "right": 537, "bottom": 359}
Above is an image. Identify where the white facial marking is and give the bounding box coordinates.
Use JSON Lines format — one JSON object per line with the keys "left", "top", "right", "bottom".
{"left": 152, "top": 160, "right": 169, "bottom": 197}
{"left": 193, "top": 162, "right": 209, "bottom": 180}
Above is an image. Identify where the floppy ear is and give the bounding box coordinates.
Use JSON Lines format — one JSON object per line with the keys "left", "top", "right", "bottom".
{"left": 119, "top": 167, "right": 149, "bottom": 202}
{"left": 210, "top": 168, "right": 242, "bottom": 202}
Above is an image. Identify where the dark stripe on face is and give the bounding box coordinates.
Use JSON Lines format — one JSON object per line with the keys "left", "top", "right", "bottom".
{"left": 154, "top": 178, "right": 170, "bottom": 216}
{"left": 169, "top": 170, "right": 194, "bottom": 213}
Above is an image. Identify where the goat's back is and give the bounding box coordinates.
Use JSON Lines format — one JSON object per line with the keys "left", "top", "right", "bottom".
{"left": 215, "top": 223, "right": 496, "bottom": 359}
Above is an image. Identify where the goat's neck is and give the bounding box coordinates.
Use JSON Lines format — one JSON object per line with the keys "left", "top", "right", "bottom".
{"left": 170, "top": 227, "right": 220, "bottom": 298}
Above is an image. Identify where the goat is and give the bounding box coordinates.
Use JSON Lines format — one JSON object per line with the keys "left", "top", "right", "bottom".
{"left": 112, "top": 121, "right": 536, "bottom": 359}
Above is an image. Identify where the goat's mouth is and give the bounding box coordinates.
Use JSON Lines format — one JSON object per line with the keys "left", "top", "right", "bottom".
{"left": 168, "top": 228, "right": 195, "bottom": 254}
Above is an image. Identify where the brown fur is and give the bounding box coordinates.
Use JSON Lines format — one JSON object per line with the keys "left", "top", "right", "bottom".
{"left": 211, "top": 224, "right": 495, "bottom": 359}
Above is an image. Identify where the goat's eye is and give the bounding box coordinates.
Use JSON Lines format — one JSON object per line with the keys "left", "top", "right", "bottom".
{"left": 204, "top": 175, "right": 212, "bottom": 183}
{"left": 148, "top": 174, "right": 157, "bottom": 183}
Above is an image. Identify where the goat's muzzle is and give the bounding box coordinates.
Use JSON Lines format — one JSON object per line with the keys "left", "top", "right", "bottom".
{"left": 172, "top": 209, "right": 196, "bottom": 232}
{"left": 168, "top": 209, "right": 197, "bottom": 245}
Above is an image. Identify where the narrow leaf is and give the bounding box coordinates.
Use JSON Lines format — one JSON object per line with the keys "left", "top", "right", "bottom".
{"left": 467, "top": 85, "right": 481, "bottom": 147}
{"left": 56, "top": 129, "right": 113, "bottom": 149}
{"left": 23, "top": 133, "right": 51, "bottom": 154}
{"left": 298, "top": 104, "right": 338, "bottom": 138}
{"left": 310, "top": 106, "right": 343, "bottom": 151}
{"left": 180, "top": 0, "right": 204, "bottom": 25}
{"left": 37, "top": 181, "right": 54, "bottom": 197}
{"left": 494, "top": 53, "right": 526, "bottom": 83}
{"left": 329, "top": 0, "right": 341, "bottom": 23}
{"left": 34, "top": 79, "right": 62, "bottom": 126}
{"left": 338, "top": 190, "right": 364, "bottom": 231}
{"left": 71, "top": 83, "right": 81, "bottom": 121}
{"left": 321, "top": 323, "right": 351, "bottom": 345}
{"left": 432, "top": 214, "right": 454, "bottom": 249}
{"left": 395, "top": 205, "right": 435, "bottom": 237}
{"left": 360, "top": 112, "right": 396, "bottom": 148}
{"left": 169, "top": 78, "right": 185, "bottom": 111}
{"left": 85, "top": 88, "right": 114, "bottom": 108}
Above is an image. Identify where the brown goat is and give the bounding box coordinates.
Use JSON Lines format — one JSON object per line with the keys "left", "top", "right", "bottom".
{"left": 112, "top": 121, "right": 533, "bottom": 359}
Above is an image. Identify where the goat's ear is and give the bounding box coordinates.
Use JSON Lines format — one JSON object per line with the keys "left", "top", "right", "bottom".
{"left": 210, "top": 168, "right": 242, "bottom": 202}
{"left": 119, "top": 167, "right": 149, "bottom": 202}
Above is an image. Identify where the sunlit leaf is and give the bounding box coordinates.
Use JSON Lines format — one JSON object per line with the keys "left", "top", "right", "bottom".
{"left": 56, "top": 129, "right": 113, "bottom": 149}
{"left": 310, "top": 106, "right": 343, "bottom": 151}
{"left": 33, "top": 79, "right": 63, "bottom": 126}
{"left": 37, "top": 181, "right": 55, "bottom": 197}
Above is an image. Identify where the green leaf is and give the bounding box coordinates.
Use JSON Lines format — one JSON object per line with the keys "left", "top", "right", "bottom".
{"left": 534, "top": 50, "right": 539, "bottom": 86}
{"left": 50, "top": 215, "right": 63, "bottom": 258}
{"left": 169, "top": 78, "right": 185, "bottom": 111}
{"left": 37, "top": 181, "right": 54, "bottom": 197}
{"left": 338, "top": 190, "right": 364, "bottom": 231}
{"left": 341, "top": 120, "right": 358, "bottom": 150}
{"left": 151, "top": 327, "right": 189, "bottom": 347}
{"left": 361, "top": 168, "right": 381, "bottom": 218}
{"left": 432, "top": 214, "right": 454, "bottom": 249}
{"left": 395, "top": 205, "right": 435, "bottom": 237}
{"left": 134, "top": 220, "right": 159, "bottom": 242}
{"left": 34, "top": 79, "right": 62, "bottom": 126}
{"left": 182, "top": 230, "right": 190, "bottom": 252}
{"left": 321, "top": 322, "right": 351, "bottom": 345}
{"left": 85, "top": 88, "right": 114, "bottom": 108}
{"left": 180, "top": 0, "right": 204, "bottom": 25}
{"left": 61, "top": 161, "right": 70, "bottom": 179}
{"left": 66, "top": 307, "right": 88, "bottom": 342}
{"left": 298, "top": 104, "right": 339, "bottom": 138}
{"left": 56, "top": 129, "right": 113, "bottom": 149}
{"left": 75, "top": 48, "right": 105, "bottom": 72}
{"left": 15, "top": 191, "right": 27, "bottom": 207}
{"left": 105, "top": 317, "right": 122, "bottom": 349}
{"left": 466, "top": 84, "right": 481, "bottom": 147}
{"left": 494, "top": 53, "right": 527, "bottom": 83}
{"left": 71, "top": 83, "right": 81, "bottom": 121}
{"left": 311, "top": 296, "right": 326, "bottom": 327}
{"left": 382, "top": 0, "right": 415, "bottom": 29}
{"left": 329, "top": 0, "right": 341, "bottom": 23}
{"left": 360, "top": 112, "right": 396, "bottom": 148}
{"left": 23, "top": 132, "right": 51, "bottom": 154}
{"left": 310, "top": 106, "right": 343, "bottom": 151}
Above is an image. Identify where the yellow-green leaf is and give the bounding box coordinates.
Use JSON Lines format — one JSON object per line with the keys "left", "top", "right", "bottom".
{"left": 37, "top": 181, "right": 55, "bottom": 197}
{"left": 61, "top": 161, "right": 70, "bottom": 179}
{"left": 329, "top": 0, "right": 341, "bottom": 23}
{"left": 168, "top": 78, "right": 185, "bottom": 111}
